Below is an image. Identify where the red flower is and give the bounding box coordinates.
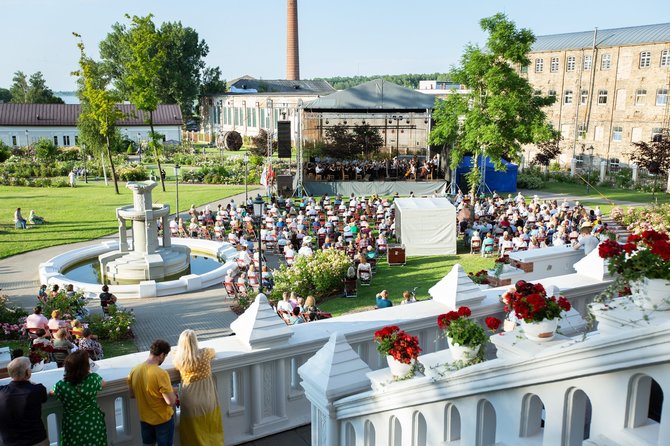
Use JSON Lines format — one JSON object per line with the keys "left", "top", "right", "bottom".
{"left": 457, "top": 306, "right": 472, "bottom": 317}
{"left": 622, "top": 243, "right": 637, "bottom": 254}
{"left": 651, "top": 240, "right": 670, "bottom": 261}
{"left": 485, "top": 317, "right": 501, "bottom": 331}
{"left": 627, "top": 234, "right": 641, "bottom": 243}
{"left": 598, "top": 240, "right": 623, "bottom": 259}
{"left": 557, "top": 296, "right": 571, "bottom": 312}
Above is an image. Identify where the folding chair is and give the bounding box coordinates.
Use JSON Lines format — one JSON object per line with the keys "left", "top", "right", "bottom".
{"left": 470, "top": 239, "right": 482, "bottom": 255}
{"left": 223, "top": 281, "right": 238, "bottom": 299}
{"left": 343, "top": 278, "right": 358, "bottom": 297}
{"left": 359, "top": 271, "right": 372, "bottom": 287}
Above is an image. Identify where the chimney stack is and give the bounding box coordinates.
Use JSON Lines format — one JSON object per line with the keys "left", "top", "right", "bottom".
{"left": 286, "top": 0, "right": 300, "bottom": 80}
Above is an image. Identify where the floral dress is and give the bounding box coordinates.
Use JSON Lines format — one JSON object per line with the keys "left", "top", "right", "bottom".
{"left": 53, "top": 373, "right": 107, "bottom": 445}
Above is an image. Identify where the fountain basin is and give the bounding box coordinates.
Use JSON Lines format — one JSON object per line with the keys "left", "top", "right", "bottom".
{"left": 38, "top": 238, "right": 239, "bottom": 299}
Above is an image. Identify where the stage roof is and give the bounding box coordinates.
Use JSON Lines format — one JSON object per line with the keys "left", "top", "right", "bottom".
{"left": 303, "top": 79, "right": 436, "bottom": 112}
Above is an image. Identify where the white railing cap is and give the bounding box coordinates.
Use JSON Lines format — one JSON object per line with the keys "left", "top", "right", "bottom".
{"left": 429, "top": 264, "right": 485, "bottom": 308}
{"left": 230, "top": 293, "right": 293, "bottom": 349}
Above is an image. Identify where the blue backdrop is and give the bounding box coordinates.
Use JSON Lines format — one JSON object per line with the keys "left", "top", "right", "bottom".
{"left": 455, "top": 156, "right": 518, "bottom": 193}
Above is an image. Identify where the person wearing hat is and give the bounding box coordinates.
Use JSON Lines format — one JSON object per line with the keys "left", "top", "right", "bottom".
{"left": 573, "top": 223, "right": 599, "bottom": 255}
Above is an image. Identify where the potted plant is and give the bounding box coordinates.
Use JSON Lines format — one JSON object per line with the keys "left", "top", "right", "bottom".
{"left": 373, "top": 325, "right": 421, "bottom": 378}
{"left": 468, "top": 270, "right": 490, "bottom": 285}
{"left": 507, "top": 280, "right": 571, "bottom": 342}
{"left": 598, "top": 230, "right": 670, "bottom": 310}
{"left": 437, "top": 306, "right": 498, "bottom": 363}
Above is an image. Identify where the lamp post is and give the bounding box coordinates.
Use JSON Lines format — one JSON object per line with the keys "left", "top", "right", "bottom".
{"left": 25, "top": 129, "right": 29, "bottom": 147}
{"left": 252, "top": 194, "right": 265, "bottom": 293}
{"left": 582, "top": 145, "right": 595, "bottom": 193}
{"left": 243, "top": 152, "right": 249, "bottom": 204}
{"left": 137, "top": 133, "right": 142, "bottom": 163}
{"left": 174, "top": 164, "right": 181, "bottom": 220}
{"left": 82, "top": 144, "right": 88, "bottom": 184}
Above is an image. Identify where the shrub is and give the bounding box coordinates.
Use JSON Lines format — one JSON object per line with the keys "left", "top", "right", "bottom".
{"left": 117, "top": 164, "right": 149, "bottom": 181}
{"left": 86, "top": 305, "right": 135, "bottom": 341}
{"left": 0, "top": 141, "right": 11, "bottom": 163}
{"left": 41, "top": 291, "right": 88, "bottom": 319}
{"left": 0, "top": 294, "right": 28, "bottom": 340}
{"left": 271, "top": 249, "right": 351, "bottom": 301}
{"left": 35, "top": 138, "right": 58, "bottom": 163}
{"left": 516, "top": 171, "right": 544, "bottom": 189}
{"left": 57, "top": 147, "right": 81, "bottom": 161}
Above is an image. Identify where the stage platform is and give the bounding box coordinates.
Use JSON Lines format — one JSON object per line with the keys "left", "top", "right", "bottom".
{"left": 304, "top": 180, "right": 447, "bottom": 197}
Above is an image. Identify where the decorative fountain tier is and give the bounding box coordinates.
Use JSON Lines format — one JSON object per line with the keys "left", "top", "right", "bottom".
{"left": 98, "top": 181, "right": 190, "bottom": 284}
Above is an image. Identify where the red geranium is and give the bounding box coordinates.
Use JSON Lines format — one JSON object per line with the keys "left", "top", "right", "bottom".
{"left": 437, "top": 306, "right": 488, "bottom": 351}
{"left": 485, "top": 317, "right": 501, "bottom": 331}
{"left": 507, "top": 279, "right": 571, "bottom": 323}
{"left": 373, "top": 325, "right": 421, "bottom": 364}
{"left": 599, "top": 230, "right": 670, "bottom": 282}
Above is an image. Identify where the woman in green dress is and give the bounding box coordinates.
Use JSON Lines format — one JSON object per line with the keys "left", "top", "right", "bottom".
{"left": 173, "top": 329, "right": 224, "bottom": 445}
{"left": 52, "top": 350, "right": 107, "bottom": 445}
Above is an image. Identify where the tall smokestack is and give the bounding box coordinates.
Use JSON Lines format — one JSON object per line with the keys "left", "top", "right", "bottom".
{"left": 286, "top": 0, "right": 300, "bottom": 80}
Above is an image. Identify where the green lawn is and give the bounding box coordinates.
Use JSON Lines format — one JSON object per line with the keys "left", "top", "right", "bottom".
{"left": 318, "top": 240, "right": 495, "bottom": 316}
{"left": 0, "top": 183, "right": 245, "bottom": 259}
{"left": 536, "top": 182, "right": 670, "bottom": 204}
{"left": 0, "top": 338, "right": 138, "bottom": 360}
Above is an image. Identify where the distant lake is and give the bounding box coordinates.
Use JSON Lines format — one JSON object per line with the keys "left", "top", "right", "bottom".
{"left": 55, "top": 92, "right": 79, "bottom": 104}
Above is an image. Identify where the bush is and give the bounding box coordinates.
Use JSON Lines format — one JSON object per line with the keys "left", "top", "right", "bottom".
{"left": 41, "top": 291, "right": 88, "bottom": 319}
{"left": 86, "top": 305, "right": 135, "bottom": 341}
{"left": 271, "top": 250, "right": 352, "bottom": 302}
{"left": 516, "top": 171, "right": 544, "bottom": 189}
{"left": 57, "top": 147, "right": 81, "bottom": 161}
{"left": 0, "top": 141, "right": 11, "bottom": 163}
{"left": 117, "top": 164, "right": 149, "bottom": 181}
{"left": 0, "top": 294, "right": 28, "bottom": 340}
{"left": 35, "top": 138, "right": 58, "bottom": 163}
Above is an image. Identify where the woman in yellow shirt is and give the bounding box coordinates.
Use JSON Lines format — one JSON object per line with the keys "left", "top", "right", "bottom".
{"left": 173, "top": 330, "right": 224, "bottom": 445}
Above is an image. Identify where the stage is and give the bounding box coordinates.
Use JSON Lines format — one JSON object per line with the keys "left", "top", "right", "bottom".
{"left": 303, "top": 180, "right": 447, "bottom": 197}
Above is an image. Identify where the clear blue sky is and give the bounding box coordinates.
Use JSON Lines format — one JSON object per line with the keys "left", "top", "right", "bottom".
{"left": 2, "top": 0, "right": 670, "bottom": 91}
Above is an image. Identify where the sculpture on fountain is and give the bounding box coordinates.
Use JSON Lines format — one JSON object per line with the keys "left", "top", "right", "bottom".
{"left": 98, "top": 181, "right": 190, "bottom": 284}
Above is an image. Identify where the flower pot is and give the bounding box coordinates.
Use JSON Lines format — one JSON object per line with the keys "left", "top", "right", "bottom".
{"left": 31, "top": 360, "right": 44, "bottom": 372}
{"left": 522, "top": 318, "right": 558, "bottom": 342}
{"left": 632, "top": 278, "right": 670, "bottom": 311}
{"left": 386, "top": 355, "right": 414, "bottom": 378}
{"left": 447, "top": 336, "right": 480, "bottom": 362}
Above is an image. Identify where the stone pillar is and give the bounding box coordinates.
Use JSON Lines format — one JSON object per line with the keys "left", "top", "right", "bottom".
{"left": 162, "top": 214, "right": 171, "bottom": 248}
{"left": 570, "top": 158, "right": 577, "bottom": 177}
{"left": 145, "top": 210, "right": 158, "bottom": 253}
{"left": 599, "top": 160, "right": 607, "bottom": 184}
{"left": 118, "top": 216, "right": 128, "bottom": 252}
{"left": 631, "top": 163, "right": 639, "bottom": 184}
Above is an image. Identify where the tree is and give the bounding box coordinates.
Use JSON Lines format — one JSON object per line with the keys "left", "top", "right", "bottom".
{"left": 9, "top": 71, "right": 63, "bottom": 104}
{"left": 200, "top": 66, "right": 227, "bottom": 96}
{"left": 532, "top": 139, "right": 562, "bottom": 166}
{"left": 0, "top": 140, "right": 11, "bottom": 162}
{"left": 73, "top": 34, "right": 124, "bottom": 194}
{"left": 0, "top": 88, "right": 11, "bottom": 103}
{"left": 323, "top": 124, "right": 354, "bottom": 159}
{"left": 352, "top": 124, "right": 384, "bottom": 156}
{"left": 429, "top": 13, "right": 556, "bottom": 198}
{"left": 630, "top": 131, "right": 670, "bottom": 196}
{"left": 34, "top": 138, "right": 58, "bottom": 163}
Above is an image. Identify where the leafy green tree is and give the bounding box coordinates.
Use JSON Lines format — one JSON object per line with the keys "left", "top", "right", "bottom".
{"left": 35, "top": 138, "right": 58, "bottom": 163}
{"left": 0, "top": 88, "right": 11, "bottom": 103}
{"left": 323, "top": 124, "right": 354, "bottom": 159}
{"left": 0, "top": 140, "right": 11, "bottom": 162}
{"left": 9, "top": 71, "right": 63, "bottom": 104}
{"left": 73, "top": 34, "right": 124, "bottom": 194}
{"left": 630, "top": 131, "right": 670, "bottom": 196}
{"left": 429, "top": 13, "right": 556, "bottom": 197}
{"left": 352, "top": 124, "right": 384, "bottom": 156}
{"left": 200, "top": 66, "right": 227, "bottom": 95}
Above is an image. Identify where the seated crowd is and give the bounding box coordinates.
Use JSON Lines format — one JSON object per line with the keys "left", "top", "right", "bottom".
{"left": 304, "top": 155, "right": 441, "bottom": 182}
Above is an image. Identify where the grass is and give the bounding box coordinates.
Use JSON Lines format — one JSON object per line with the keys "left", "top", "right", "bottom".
{"left": 318, "top": 240, "right": 495, "bottom": 316}
{"left": 536, "top": 181, "right": 670, "bottom": 204}
{"left": 0, "top": 183, "right": 245, "bottom": 259}
{"left": 0, "top": 338, "right": 138, "bottom": 360}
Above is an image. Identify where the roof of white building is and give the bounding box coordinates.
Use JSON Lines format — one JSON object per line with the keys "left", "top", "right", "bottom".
{"left": 532, "top": 22, "right": 670, "bottom": 52}
{"left": 0, "top": 103, "right": 183, "bottom": 127}
{"left": 225, "top": 78, "right": 335, "bottom": 95}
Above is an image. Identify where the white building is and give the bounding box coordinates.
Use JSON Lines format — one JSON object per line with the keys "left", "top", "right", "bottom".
{"left": 0, "top": 103, "right": 183, "bottom": 147}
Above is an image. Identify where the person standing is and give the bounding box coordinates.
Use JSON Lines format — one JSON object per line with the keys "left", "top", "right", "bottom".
{"left": 52, "top": 350, "right": 107, "bottom": 445}
{"left": 68, "top": 170, "right": 76, "bottom": 188}
{"left": 98, "top": 285, "right": 117, "bottom": 314}
{"left": 128, "top": 339, "right": 176, "bottom": 446}
{"left": 173, "top": 330, "right": 224, "bottom": 445}
{"left": 0, "top": 357, "right": 49, "bottom": 446}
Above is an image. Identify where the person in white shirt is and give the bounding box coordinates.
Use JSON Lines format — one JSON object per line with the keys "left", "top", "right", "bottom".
{"left": 298, "top": 240, "right": 313, "bottom": 257}
{"left": 238, "top": 246, "right": 252, "bottom": 266}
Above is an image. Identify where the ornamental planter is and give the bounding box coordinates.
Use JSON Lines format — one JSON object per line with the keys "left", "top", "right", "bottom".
{"left": 521, "top": 318, "right": 558, "bottom": 342}
{"left": 386, "top": 356, "right": 414, "bottom": 378}
{"left": 31, "top": 360, "right": 44, "bottom": 372}
{"left": 632, "top": 278, "right": 670, "bottom": 311}
{"left": 447, "top": 336, "right": 480, "bottom": 362}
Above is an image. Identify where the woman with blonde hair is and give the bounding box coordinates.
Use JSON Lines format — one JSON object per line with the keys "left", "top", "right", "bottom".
{"left": 173, "top": 329, "right": 223, "bottom": 445}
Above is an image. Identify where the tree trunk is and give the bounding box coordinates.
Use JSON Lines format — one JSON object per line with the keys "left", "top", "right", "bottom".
{"left": 107, "top": 135, "right": 119, "bottom": 195}
{"left": 150, "top": 110, "right": 166, "bottom": 192}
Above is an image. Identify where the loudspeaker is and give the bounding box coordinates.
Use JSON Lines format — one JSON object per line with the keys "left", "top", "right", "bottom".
{"left": 387, "top": 244, "right": 406, "bottom": 266}
{"left": 276, "top": 174, "right": 293, "bottom": 197}
{"left": 277, "top": 121, "right": 291, "bottom": 158}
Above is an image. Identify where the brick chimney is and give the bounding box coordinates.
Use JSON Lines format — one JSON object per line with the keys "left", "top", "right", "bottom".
{"left": 286, "top": 0, "right": 300, "bottom": 80}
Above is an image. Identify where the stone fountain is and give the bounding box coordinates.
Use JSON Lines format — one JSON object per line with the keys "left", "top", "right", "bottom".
{"left": 98, "top": 181, "right": 190, "bottom": 284}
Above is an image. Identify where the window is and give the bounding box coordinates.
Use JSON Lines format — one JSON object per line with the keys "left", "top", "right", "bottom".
{"left": 567, "top": 56, "right": 576, "bottom": 72}
{"left": 595, "top": 126, "right": 604, "bottom": 141}
{"left": 564, "top": 90, "right": 574, "bottom": 104}
{"left": 580, "top": 89, "right": 589, "bottom": 104}
{"left": 601, "top": 53, "right": 611, "bottom": 70}
{"left": 550, "top": 57, "right": 560, "bottom": 72}
{"left": 246, "top": 107, "right": 252, "bottom": 126}
{"left": 662, "top": 50, "right": 670, "bottom": 67}
{"left": 598, "top": 89, "right": 608, "bottom": 104}
{"left": 53, "top": 136, "right": 58, "bottom": 146}
{"left": 652, "top": 127, "right": 664, "bottom": 142}
{"left": 635, "top": 89, "right": 647, "bottom": 105}
{"left": 11, "top": 135, "right": 17, "bottom": 146}
{"left": 612, "top": 126, "right": 623, "bottom": 141}
{"left": 575, "top": 154, "right": 584, "bottom": 165}
{"left": 548, "top": 89, "right": 557, "bottom": 98}
{"left": 535, "top": 58, "right": 544, "bottom": 72}
{"left": 520, "top": 65, "right": 528, "bottom": 74}
{"left": 63, "top": 135, "right": 70, "bottom": 146}
{"left": 609, "top": 158, "right": 620, "bottom": 172}
{"left": 656, "top": 88, "right": 668, "bottom": 106}
{"left": 631, "top": 127, "right": 642, "bottom": 142}
{"left": 639, "top": 51, "right": 651, "bottom": 68}
{"left": 578, "top": 123, "right": 588, "bottom": 138}
{"left": 583, "top": 55, "right": 592, "bottom": 70}
{"left": 74, "top": 135, "right": 79, "bottom": 145}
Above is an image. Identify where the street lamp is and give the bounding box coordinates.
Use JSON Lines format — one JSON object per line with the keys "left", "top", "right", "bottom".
{"left": 25, "top": 129, "right": 29, "bottom": 147}
{"left": 174, "top": 164, "right": 181, "bottom": 220}
{"left": 243, "top": 152, "right": 249, "bottom": 204}
{"left": 582, "top": 145, "right": 595, "bottom": 193}
{"left": 252, "top": 194, "right": 266, "bottom": 293}
{"left": 137, "top": 133, "right": 142, "bottom": 163}
{"left": 82, "top": 144, "right": 88, "bottom": 184}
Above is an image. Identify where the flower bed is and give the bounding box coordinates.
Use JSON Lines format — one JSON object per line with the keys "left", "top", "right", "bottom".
{"left": 610, "top": 204, "right": 670, "bottom": 233}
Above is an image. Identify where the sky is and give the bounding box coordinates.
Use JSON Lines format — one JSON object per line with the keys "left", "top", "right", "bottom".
{"left": 2, "top": 0, "right": 670, "bottom": 91}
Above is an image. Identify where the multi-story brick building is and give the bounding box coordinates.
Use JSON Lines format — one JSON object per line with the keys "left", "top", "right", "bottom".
{"left": 522, "top": 23, "right": 670, "bottom": 168}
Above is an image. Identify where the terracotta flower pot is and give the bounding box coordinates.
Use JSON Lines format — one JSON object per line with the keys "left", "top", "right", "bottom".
{"left": 521, "top": 318, "right": 558, "bottom": 342}
{"left": 386, "top": 355, "right": 414, "bottom": 378}
{"left": 632, "top": 278, "right": 670, "bottom": 311}
{"left": 447, "top": 336, "right": 480, "bottom": 362}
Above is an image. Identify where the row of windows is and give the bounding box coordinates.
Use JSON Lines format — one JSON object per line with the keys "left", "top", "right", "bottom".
{"left": 563, "top": 124, "right": 665, "bottom": 143}
{"left": 9, "top": 135, "right": 77, "bottom": 146}
{"left": 222, "top": 106, "right": 280, "bottom": 128}
{"left": 532, "top": 49, "right": 670, "bottom": 73}
{"left": 547, "top": 88, "right": 668, "bottom": 106}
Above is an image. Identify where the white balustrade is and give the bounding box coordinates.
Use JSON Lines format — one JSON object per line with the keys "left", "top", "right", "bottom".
{"left": 2, "top": 260, "right": 611, "bottom": 445}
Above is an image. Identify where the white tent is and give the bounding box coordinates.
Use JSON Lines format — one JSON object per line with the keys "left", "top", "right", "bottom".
{"left": 394, "top": 198, "right": 457, "bottom": 256}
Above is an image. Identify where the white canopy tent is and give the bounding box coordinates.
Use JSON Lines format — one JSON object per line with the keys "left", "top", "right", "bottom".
{"left": 394, "top": 198, "right": 457, "bottom": 256}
